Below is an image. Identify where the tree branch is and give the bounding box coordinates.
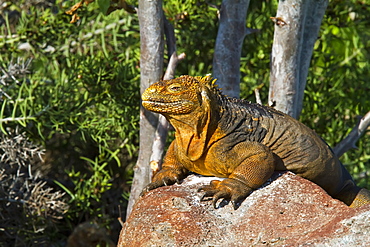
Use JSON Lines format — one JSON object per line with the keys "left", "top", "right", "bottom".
{"left": 268, "top": 0, "right": 328, "bottom": 118}
{"left": 0, "top": 116, "right": 35, "bottom": 123}
{"left": 149, "top": 19, "right": 185, "bottom": 178}
{"left": 126, "top": 0, "right": 164, "bottom": 218}
{"left": 254, "top": 88, "right": 262, "bottom": 105}
{"left": 212, "top": 0, "right": 251, "bottom": 98}
{"left": 127, "top": 12, "right": 185, "bottom": 218}
{"left": 163, "top": 16, "right": 186, "bottom": 81}
{"left": 333, "top": 111, "right": 370, "bottom": 158}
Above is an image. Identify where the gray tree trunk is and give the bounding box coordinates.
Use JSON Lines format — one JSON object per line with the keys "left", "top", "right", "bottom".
{"left": 148, "top": 19, "right": 185, "bottom": 179}
{"left": 269, "top": 0, "right": 328, "bottom": 118}
{"left": 212, "top": 0, "right": 251, "bottom": 98}
{"left": 126, "top": 0, "right": 164, "bottom": 218}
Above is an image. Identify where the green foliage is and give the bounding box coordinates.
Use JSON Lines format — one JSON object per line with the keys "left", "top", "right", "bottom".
{"left": 1, "top": 0, "right": 370, "bottom": 244}
{"left": 163, "top": 0, "right": 219, "bottom": 75}
{"left": 98, "top": 0, "right": 111, "bottom": 14}
{"left": 302, "top": 0, "right": 370, "bottom": 187}
{"left": 1, "top": 0, "right": 140, "bottom": 244}
{"left": 240, "top": 0, "right": 278, "bottom": 101}
{"left": 55, "top": 156, "right": 112, "bottom": 222}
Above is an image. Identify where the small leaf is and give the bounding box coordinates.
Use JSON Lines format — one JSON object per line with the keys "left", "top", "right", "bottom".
{"left": 330, "top": 25, "right": 340, "bottom": 36}
{"left": 97, "top": 0, "right": 110, "bottom": 15}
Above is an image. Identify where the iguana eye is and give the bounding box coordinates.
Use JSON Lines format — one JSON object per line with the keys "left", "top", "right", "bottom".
{"left": 168, "top": 83, "right": 182, "bottom": 93}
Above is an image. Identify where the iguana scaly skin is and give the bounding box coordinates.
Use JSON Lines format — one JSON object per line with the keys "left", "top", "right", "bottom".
{"left": 141, "top": 75, "right": 370, "bottom": 209}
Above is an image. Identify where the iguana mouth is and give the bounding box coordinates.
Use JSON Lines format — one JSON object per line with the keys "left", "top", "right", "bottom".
{"left": 142, "top": 99, "right": 194, "bottom": 105}
{"left": 142, "top": 100, "right": 183, "bottom": 106}
{"left": 142, "top": 100, "right": 195, "bottom": 114}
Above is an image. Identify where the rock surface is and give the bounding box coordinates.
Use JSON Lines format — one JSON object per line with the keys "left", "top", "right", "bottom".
{"left": 118, "top": 172, "right": 370, "bottom": 246}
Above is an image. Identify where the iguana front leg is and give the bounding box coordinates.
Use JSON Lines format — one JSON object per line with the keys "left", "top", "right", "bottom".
{"left": 141, "top": 141, "right": 188, "bottom": 196}
{"left": 199, "top": 142, "right": 280, "bottom": 209}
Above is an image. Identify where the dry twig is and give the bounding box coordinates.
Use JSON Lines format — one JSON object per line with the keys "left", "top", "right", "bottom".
{"left": 333, "top": 111, "right": 370, "bottom": 157}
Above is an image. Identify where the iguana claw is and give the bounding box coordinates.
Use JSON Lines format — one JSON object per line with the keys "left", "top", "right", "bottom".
{"left": 140, "top": 168, "right": 186, "bottom": 197}
{"left": 198, "top": 179, "right": 252, "bottom": 209}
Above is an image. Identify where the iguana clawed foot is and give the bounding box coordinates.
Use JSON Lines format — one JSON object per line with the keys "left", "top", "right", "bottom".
{"left": 140, "top": 168, "right": 187, "bottom": 197}
{"left": 198, "top": 179, "right": 253, "bottom": 210}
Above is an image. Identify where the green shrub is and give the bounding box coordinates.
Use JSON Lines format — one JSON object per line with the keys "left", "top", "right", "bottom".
{"left": 1, "top": 0, "right": 369, "bottom": 245}
{"left": 1, "top": 1, "right": 140, "bottom": 244}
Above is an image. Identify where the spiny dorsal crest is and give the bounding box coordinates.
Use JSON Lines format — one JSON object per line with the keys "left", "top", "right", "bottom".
{"left": 179, "top": 75, "right": 223, "bottom": 96}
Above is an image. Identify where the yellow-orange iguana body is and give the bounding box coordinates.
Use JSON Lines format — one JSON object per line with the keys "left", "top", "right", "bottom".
{"left": 141, "top": 75, "right": 370, "bottom": 209}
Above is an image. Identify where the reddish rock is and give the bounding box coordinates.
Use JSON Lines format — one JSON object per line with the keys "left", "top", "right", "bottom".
{"left": 118, "top": 172, "right": 370, "bottom": 246}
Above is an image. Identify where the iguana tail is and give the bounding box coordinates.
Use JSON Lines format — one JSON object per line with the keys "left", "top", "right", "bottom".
{"left": 349, "top": 187, "right": 370, "bottom": 208}
{"left": 334, "top": 181, "right": 370, "bottom": 208}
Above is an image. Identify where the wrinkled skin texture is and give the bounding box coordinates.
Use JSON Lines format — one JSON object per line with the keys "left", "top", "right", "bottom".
{"left": 141, "top": 75, "right": 370, "bottom": 208}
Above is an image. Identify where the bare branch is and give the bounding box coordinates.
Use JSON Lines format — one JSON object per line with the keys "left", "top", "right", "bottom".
{"left": 163, "top": 52, "right": 186, "bottom": 81}
{"left": 162, "top": 17, "right": 186, "bottom": 81}
{"left": 212, "top": 0, "right": 251, "bottom": 98}
{"left": 149, "top": 115, "right": 169, "bottom": 178}
{"left": 164, "top": 17, "right": 176, "bottom": 58}
{"left": 254, "top": 88, "right": 262, "bottom": 105}
{"left": 126, "top": 0, "right": 164, "bottom": 218}
{"left": 269, "top": 0, "right": 328, "bottom": 118}
{"left": 333, "top": 111, "right": 370, "bottom": 157}
{"left": 253, "top": 84, "right": 264, "bottom": 105}
{"left": 0, "top": 62, "right": 20, "bottom": 84}
{"left": 149, "top": 19, "right": 185, "bottom": 178}
{"left": 0, "top": 116, "right": 35, "bottom": 123}
{"left": 118, "top": 205, "right": 124, "bottom": 227}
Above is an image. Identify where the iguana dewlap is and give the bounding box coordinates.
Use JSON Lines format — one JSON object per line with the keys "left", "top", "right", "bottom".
{"left": 141, "top": 75, "right": 370, "bottom": 209}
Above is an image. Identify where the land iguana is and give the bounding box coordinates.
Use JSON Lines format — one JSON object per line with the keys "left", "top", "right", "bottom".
{"left": 141, "top": 75, "right": 370, "bottom": 209}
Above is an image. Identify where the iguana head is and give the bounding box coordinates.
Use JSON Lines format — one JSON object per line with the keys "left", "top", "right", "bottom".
{"left": 142, "top": 75, "right": 222, "bottom": 161}
{"left": 142, "top": 75, "right": 219, "bottom": 115}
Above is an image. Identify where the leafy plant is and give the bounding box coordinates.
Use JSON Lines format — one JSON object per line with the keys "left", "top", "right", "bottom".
{"left": 1, "top": 0, "right": 369, "bottom": 245}
{"left": 1, "top": 1, "right": 140, "bottom": 245}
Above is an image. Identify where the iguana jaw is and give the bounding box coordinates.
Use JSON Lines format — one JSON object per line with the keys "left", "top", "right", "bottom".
{"left": 142, "top": 99, "right": 195, "bottom": 114}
